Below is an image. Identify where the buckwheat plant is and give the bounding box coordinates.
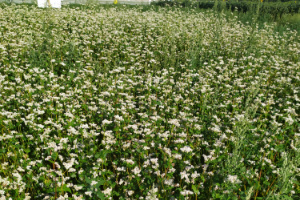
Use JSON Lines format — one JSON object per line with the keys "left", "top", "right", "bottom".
{"left": 0, "top": 3, "right": 299, "bottom": 200}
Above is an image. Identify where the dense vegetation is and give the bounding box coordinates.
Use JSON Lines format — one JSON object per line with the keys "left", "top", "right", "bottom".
{"left": 0, "top": 3, "right": 299, "bottom": 200}
{"left": 155, "top": 0, "right": 300, "bottom": 24}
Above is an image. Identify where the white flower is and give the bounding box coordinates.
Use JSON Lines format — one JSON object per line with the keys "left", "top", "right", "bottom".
{"left": 78, "top": 169, "right": 84, "bottom": 174}
{"left": 164, "top": 178, "right": 173, "bottom": 186}
{"left": 180, "top": 146, "right": 193, "bottom": 153}
{"left": 210, "top": 124, "right": 221, "bottom": 133}
{"left": 74, "top": 185, "right": 83, "bottom": 191}
{"left": 24, "top": 196, "right": 31, "bottom": 200}
{"left": 173, "top": 154, "right": 182, "bottom": 160}
{"left": 17, "top": 166, "right": 25, "bottom": 172}
{"left": 128, "top": 190, "right": 134, "bottom": 196}
{"left": 132, "top": 166, "right": 141, "bottom": 175}
{"left": 80, "top": 124, "right": 89, "bottom": 129}
{"left": 72, "top": 194, "right": 84, "bottom": 200}
{"left": 114, "top": 115, "right": 124, "bottom": 122}
{"left": 57, "top": 193, "right": 68, "bottom": 200}
{"left": 180, "top": 171, "right": 190, "bottom": 183}
{"left": 117, "top": 167, "right": 126, "bottom": 172}
{"left": 101, "top": 91, "right": 111, "bottom": 96}
{"left": 180, "top": 190, "right": 194, "bottom": 196}
{"left": 203, "top": 154, "right": 213, "bottom": 162}
{"left": 168, "top": 119, "right": 180, "bottom": 127}
{"left": 12, "top": 172, "right": 22, "bottom": 183}
{"left": 63, "top": 158, "right": 75, "bottom": 170}
{"left": 191, "top": 171, "right": 200, "bottom": 179}
{"left": 48, "top": 142, "right": 59, "bottom": 151}
{"left": 85, "top": 191, "right": 92, "bottom": 197}
{"left": 174, "top": 139, "right": 185, "bottom": 144}
{"left": 103, "top": 187, "right": 112, "bottom": 196}
{"left": 91, "top": 180, "right": 97, "bottom": 186}
{"left": 150, "top": 158, "right": 158, "bottom": 165}
{"left": 284, "top": 115, "right": 294, "bottom": 125}
{"left": 60, "top": 138, "right": 68, "bottom": 144}
{"left": 125, "top": 159, "right": 135, "bottom": 165}
{"left": 102, "top": 119, "right": 113, "bottom": 125}
{"left": 146, "top": 184, "right": 158, "bottom": 200}
{"left": 226, "top": 175, "right": 242, "bottom": 184}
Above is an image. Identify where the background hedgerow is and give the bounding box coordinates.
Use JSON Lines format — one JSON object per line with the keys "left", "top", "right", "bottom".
{"left": 153, "top": 0, "right": 300, "bottom": 34}
{"left": 0, "top": 3, "right": 299, "bottom": 200}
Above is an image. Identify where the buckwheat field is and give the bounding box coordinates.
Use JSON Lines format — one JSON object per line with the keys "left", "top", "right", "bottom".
{"left": 0, "top": 3, "right": 299, "bottom": 200}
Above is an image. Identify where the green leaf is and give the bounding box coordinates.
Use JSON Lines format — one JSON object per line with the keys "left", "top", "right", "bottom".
{"left": 44, "top": 180, "right": 51, "bottom": 187}
{"left": 58, "top": 184, "right": 72, "bottom": 193}
{"left": 96, "top": 191, "right": 105, "bottom": 199}
{"left": 85, "top": 176, "right": 91, "bottom": 184}
{"left": 281, "top": 195, "right": 293, "bottom": 200}
{"left": 263, "top": 180, "right": 270, "bottom": 186}
{"left": 213, "top": 193, "right": 221, "bottom": 198}
{"left": 45, "top": 188, "right": 54, "bottom": 194}
{"left": 113, "top": 191, "right": 120, "bottom": 196}
{"left": 192, "top": 185, "right": 199, "bottom": 194}
{"left": 115, "top": 103, "right": 121, "bottom": 108}
{"left": 201, "top": 175, "right": 205, "bottom": 182}
{"left": 179, "top": 195, "right": 185, "bottom": 200}
{"left": 96, "top": 179, "right": 105, "bottom": 187}
{"left": 95, "top": 153, "right": 101, "bottom": 158}
{"left": 0, "top": 149, "right": 6, "bottom": 155}
{"left": 51, "top": 152, "right": 58, "bottom": 160}
{"left": 9, "top": 76, "right": 15, "bottom": 81}
{"left": 82, "top": 104, "right": 88, "bottom": 110}
{"left": 24, "top": 148, "right": 31, "bottom": 153}
{"left": 154, "top": 100, "right": 161, "bottom": 105}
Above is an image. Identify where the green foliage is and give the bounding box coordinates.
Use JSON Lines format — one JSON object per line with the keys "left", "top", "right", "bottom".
{"left": 154, "top": 0, "right": 300, "bottom": 22}
{"left": 0, "top": 3, "right": 299, "bottom": 200}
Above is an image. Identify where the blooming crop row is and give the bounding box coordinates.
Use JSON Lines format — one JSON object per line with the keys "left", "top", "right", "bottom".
{"left": 0, "top": 4, "right": 299, "bottom": 200}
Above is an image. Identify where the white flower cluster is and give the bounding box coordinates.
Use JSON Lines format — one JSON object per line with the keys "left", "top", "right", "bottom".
{"left": 0, "top": 4, "right": 299, "bottom": 200}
